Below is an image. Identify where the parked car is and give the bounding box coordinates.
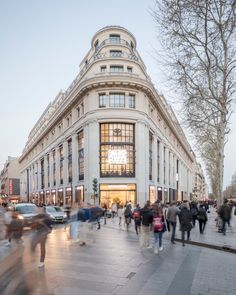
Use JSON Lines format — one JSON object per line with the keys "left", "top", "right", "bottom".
{"left": 45, "top": 206, "right": 67, "bottom": 223}
{"left": 14, "top": 203, "right": 38, "bottom": 227}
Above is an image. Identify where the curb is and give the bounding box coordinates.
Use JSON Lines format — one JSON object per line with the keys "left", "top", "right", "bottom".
{"left": 174, "top": 238, "right": 236, "bottom": 254}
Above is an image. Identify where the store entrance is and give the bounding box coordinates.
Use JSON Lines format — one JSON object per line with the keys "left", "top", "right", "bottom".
{"left": 100, "top": 184, "right": 136, "bottom": 208}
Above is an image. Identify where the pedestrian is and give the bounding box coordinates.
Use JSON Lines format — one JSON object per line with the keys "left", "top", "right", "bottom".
{"left": 140, "top": 201, "right": 153, "bottom": 248}
{"left": 197, "top": 203, "right": 208, "bottom": 234}
{"left": 163, "top": 203, "right": 170, "bottom": 232}
{"left": 117, "top": 205, "right": 124, "bottom": 227}
{"left": 4, "top": 206, "right": 13, "bottom": 246}
{"left": 8, "top": 211, "right": 24, "bottom": 246}
{"left": 132, "top": 204, "right": 141, "bottom": 234}
{"left": 218, "top": 199, "right": 232, "bottom": 235}
{"left": 124, "top": 204, "right": 132, "bottom": 230}
{"left": 102, "top": 202, "right": 108, "bottom": 225}
{"left": 167, "top": 202, "right": 179, "bottom": 244}
{"left": 111, "top": 203, "right": 117, "bottom": 218}
{"left": 152, "top": 207, "right": 166, "bottom": 254}
{"left": 31, "top": 206, "right": 53, "bottom": 267}
{"left": 179, "top": 201, "right": 192, "bottom": 246}
{"left": 190, "top": 202, "right": 198, "bottom": 227}
{"left": 68, "top": 203, "right": 80, "bottom": 243}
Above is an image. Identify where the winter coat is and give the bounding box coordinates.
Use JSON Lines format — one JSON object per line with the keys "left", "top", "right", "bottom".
{"left": 218, "top": 204, "right": 231, "bottom": 221}
{"left": 197, "top": 207, "right": 208, "bottom": 221}
{"left": 179, "top": 207, "right": 192, "bottom": 232}
{"left": 140, "top": 207, "right": 152, "bottom": 226}
{"left": 167, "top": 206, "right": 179, "bottom": 223}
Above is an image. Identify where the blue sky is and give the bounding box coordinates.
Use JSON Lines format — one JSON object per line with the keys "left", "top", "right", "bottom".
{"left": 0, "top": 0, "right": 235, "bottom": 189}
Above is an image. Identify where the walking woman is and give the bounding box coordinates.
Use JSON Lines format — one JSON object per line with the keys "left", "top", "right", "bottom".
{"left": 179, "top": 201, "right": 192, "bottom": 246}
{"left": 152, "top": 207, "right": 166, "bottom": 254}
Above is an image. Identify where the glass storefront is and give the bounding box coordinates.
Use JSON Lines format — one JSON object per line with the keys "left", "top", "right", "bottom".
{"left": 65, "top": 188, "right": 72, "bottom": 206}
{"left": 50, "top": 190, "right": 56, "bottom": 205}
{"left": 100, "top": 123, "right": 135, "bottom": 177}
{"left": 100, "top": 184, "right": 136, "bottom": 208}
{"left": 149, "top": 186, "right": 156, "bottom": 204}
{"left": 75, "top": 185, "right": 84, "bottom": 205}
{"left": 58, "top": 189, "right": 64, "bottom": 206}
{"left": 157, "top": 187, "right": 162, "bottom": 202}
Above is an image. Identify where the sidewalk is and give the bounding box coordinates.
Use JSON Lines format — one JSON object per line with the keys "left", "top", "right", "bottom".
{"left": 104, "top": 208, "right": 236, "bottom": 251}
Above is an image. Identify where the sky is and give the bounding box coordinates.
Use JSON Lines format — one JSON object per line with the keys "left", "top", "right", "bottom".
{"left": 0, "top": 0, "right": 235, "bottom": 189}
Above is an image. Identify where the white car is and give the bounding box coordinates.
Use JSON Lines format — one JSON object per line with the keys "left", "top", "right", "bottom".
{"left": 45, "top": 206, "right": 67, "bottom": 223}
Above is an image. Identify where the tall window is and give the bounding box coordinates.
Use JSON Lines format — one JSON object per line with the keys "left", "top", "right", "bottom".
{"left": 110, "top": 50, "right": 122, "bottom": 57}
{"left": 41, "top": 158, "right": 44, "bottom": 189}
{"left": 47, "top": 154, "right": 50, "bottom": 187}
{"left": 109, "top": 34, "right": 120, "bottom": 44}
{"left": 53, "top": 150, "right": 56, "bottom": 186}
{"left": 128, "top": 95, "right": 135, "bottom": 108}
{"left": 164, "top": 147, "right": 166, "bottom": 185}
{"left": 109, "top": 93, "right": 125, "bottom": 107}
{"left": 59, "top": 145, "right": 63, "bottom": 185}
{"left": 149, "top": 132, "right": 153, "bottom": 180}
{"left": 100, "top": 123, "right": 135, "bottom": 177}
{"left": 169, "top": 151, "right": 171, "bottom": 186}
{"left": 78, "top": 131, "right": 84, "bottom": 180}
{"left": 99, "top": 94, "right": 106, "bottom": 108}
{"left": 68, "top": 139, "right": 72, "bottom": 183}
{"left": 157, "top": 140, "right": 160, "bottom": 182}
{"left": 94, "top": 39, "right": 99, "bottom": 52}
{"left": 110, "top": 66, "right": 124, "bottom": 72}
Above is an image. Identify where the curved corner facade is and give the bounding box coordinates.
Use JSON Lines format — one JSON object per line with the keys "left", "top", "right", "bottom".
{"left": 19, "top": 26, "right": 195, "bottom": 207}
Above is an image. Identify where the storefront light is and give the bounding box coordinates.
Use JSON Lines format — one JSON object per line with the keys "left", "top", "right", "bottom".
{"left": 108, "top": 149, "right": 127, "bottom": 164}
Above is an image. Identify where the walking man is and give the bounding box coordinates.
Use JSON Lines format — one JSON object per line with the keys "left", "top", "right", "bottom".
{"left": 179, "top": 201, "right": 192, "bottom": 246}
{"left": 167, "top": 202, "right": 179, "bottom": 244}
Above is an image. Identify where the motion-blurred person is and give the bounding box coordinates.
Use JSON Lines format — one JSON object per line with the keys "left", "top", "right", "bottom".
{"left": 190, "top": 202, "right": 198, "bottom": 228}
{"left": 167, "top": 202, "right": 179, "bottom": 244}
{"left": 140, "top": 202, "right": 153, "bottom": 248}
{"left": 197, "top": 203, "right": 208, "bottom": 234}
{"left": 111, "top": 203, "right": 117, "bottom": 218}
{"left": 179, "top": 201, "right": 192, "bottom": 246}
{"left": 124, "top": 204, "right": 132, "bottom": 231}
{"left": 8, "top": 211, "right": 24, "bottom": 246}
{"left": 132, "top": 204, "right": 141, "bottom": 234}
{"left": 4, "top": 206, "right": 13, "bottom": 246}
{"left": 31, "top": 207, "right": 52, "bottom": 267}
{"left": 218, "top": 199, "right": 232, "bottom": 235}
{"left": 117, "top": 205, "right": 124, "bottom": 227}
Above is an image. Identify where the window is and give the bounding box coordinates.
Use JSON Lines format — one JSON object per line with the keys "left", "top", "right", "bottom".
{"left": 110, "top": 65, "right": 124, "bottom": 72}
{"left": 109, "top": 93, "right": 125, "bottom": 107}
{"left": 78, "top": 131, "right": 84, "bottom": 180}
{"left": 164, "top": 147, "right": 166, "bottom": 185}
{"left": 94, "top": 40, "right": 99, "bottom": 52}
{"left": 59, "top": 145, "right": 63, "bottom": 185}
{"left": 128, "top": 95, "right": 135, "bottom": 108}
{"left": 41, "top": 158, "right": 45, "bottom": 189}
{"left": 149, "top": 132, "right": 153, "bottom": 180}
{"left": 127, "top": 67, "right": 133, "bottom": 73}
{"left": 47, "top": 154, "right": 50, "bottom": 187}
{"left": 109, "top": 34, "right": 120, "bottom": 44}
{"left": 99, "top": 94, "right": 106, "bottom": 108}
{"left": 100, "top": 123, "right": 135, "bottom": 177}
{"left": 157, "top": 140, "right": 160, "bottom": 183}
{"left": 68, "top": 139, "right": 72, "bottom": 183}
{"left": 52, "top": 150, "right": 56, "bottom": 186}
{"left": 100, "top": 66, "right": 106, "bottom": 72}
{"left": 110, "top": 50, "right": 122, "bottom": 57}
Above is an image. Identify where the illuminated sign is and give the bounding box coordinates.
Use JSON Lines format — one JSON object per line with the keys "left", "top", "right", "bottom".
{"left": 9, "top": 179, "right": 13, "bottom": 195}
{"left": 108, "top": 149, "right": 127, "bottom": 164}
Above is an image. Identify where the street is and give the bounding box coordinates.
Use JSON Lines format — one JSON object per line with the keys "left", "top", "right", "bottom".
{"left": 1, "top": 209, "right": 236, "bottom": 295}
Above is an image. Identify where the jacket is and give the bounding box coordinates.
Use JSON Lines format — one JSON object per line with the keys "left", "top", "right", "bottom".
{"left": 167, "top": 206, "right": 179, "bottom": 223}
{"left": 218, "top": 204, "right": 231, "bottom": 221}
{"left": 179, "top": 207, "right": 192, "bottom": 232}
{"left": 140, "top": 207, "right": 152, "bottom": 226}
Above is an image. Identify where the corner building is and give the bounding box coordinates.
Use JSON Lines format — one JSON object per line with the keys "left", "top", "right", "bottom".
{"left": 19, "top": 26, "right": 195, "bottom": 207}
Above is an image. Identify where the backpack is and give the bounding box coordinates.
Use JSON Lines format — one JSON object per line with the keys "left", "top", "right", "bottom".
{"left": 197, "top": 208, "right": 206, "bottom": 221}
{"left": 153, "top": 217, "right": 164, "bottom": 232}
{"left": 133, "top": 210, "right": 140, "bottom": 220}
{"left": 191, "top": 207, "right": 198, "bottom": 216}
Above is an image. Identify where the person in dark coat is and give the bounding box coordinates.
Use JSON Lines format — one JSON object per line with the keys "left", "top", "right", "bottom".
{"left": 8, "top": 211, "right": 24, "bottom": 244}
{"left": 179, "top": 201, "right": 192, "bottom": 246}
{"left": 218, "top": 199, "right": 232, "bottom": 235}
{"left": 197, "top": 204, "right": 208, "bottom": 234}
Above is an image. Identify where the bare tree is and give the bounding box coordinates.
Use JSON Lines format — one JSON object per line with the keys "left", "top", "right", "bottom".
{"left": 152, "top": 0, "right": 236, "bottom": 204}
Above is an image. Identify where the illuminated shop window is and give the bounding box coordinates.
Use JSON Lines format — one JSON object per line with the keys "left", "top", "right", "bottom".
{"left": 100, "top": 123, "right": 135, "bottom": 177}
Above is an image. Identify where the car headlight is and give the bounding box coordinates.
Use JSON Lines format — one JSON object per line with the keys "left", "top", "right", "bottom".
{"left": 18, "top": 215, "right": 24, "bottom": 220}
{"left": 63, "top": 214, "right": 67, "bottom": 218}
{"left": 49, "top": 214, "right": 55, "bottom": 219}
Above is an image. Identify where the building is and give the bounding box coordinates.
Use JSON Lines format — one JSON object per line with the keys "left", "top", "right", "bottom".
{"left": 0, "top": 156, "right": 21, "bottom": 203}
{"left": 19, "top": 26, "right": 195, "bottom": 207}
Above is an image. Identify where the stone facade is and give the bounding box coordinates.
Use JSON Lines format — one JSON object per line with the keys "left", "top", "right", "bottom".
{"left": 19, "top": 26, "right": 195, "bottom": 207}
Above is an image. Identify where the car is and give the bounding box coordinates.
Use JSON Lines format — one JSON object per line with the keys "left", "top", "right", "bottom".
{"left": 14, "top": 203, "right": 38, "bottom": 227}
{"left": 45, "top": 206, "right": 67, "bottom": 223}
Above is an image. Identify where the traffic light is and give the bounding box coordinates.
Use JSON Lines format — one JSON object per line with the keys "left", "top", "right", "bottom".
{"left": 92, "top": 178, "right": 98, "bottom": 194}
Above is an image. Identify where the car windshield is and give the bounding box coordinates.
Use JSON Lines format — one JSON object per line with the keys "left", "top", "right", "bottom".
{"left": 46, "top": 207, "right": 56, "bottom": 213}
{"left": 54, "top": 207, "right": 63, "bottom": 212}
{"left": 16, "top": 205, "right": 36, "bottom": 214}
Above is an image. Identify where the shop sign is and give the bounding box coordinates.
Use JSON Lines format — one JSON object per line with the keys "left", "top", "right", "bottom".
{"left": 108, "top": 149, "right": 127, "bottom": 164}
